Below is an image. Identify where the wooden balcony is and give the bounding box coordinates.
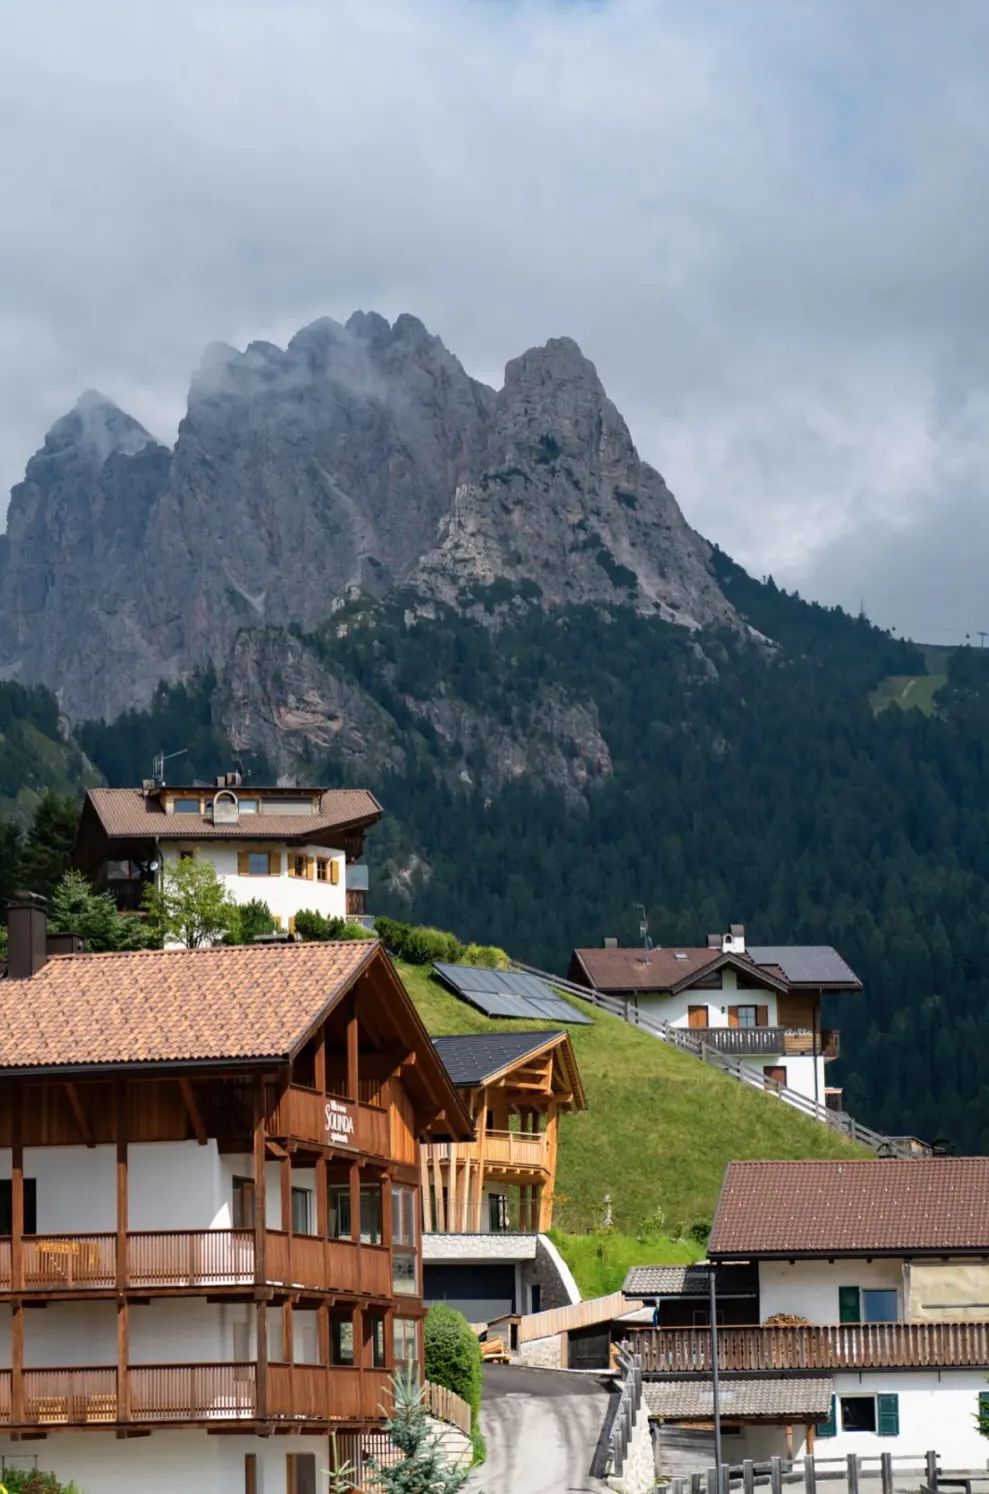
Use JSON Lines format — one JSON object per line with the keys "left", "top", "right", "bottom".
{"left": 697, "top": 1028, "right": 838, "bottom": 1059}
{"left": 269, "top": 1086, "right": 391, "bottom": 1158}
{"left": 0, "top": 1363, "right": 394, "bottom": 1428}
{"left": 0, "top": 1230, "right": 388, "bottom": 1297}
{"left": 629, "top": 1320, "right": 989, "bottom": 1373}
{"left": 423, "top": 1130, "right": 549, "bottom": 1174}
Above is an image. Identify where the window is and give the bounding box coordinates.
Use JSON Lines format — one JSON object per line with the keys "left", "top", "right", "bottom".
{"left": 393, "top": 1185, "right": 416, "bottom": 1245}
{"left": 317, "top": 858, "right": 328, "bottom": 882}
{"left": 840, "top": 1396, "right": 876, "bottom": 1433}
{"left": 291, "top": 1187, "right": 314, "bottom": 1236}
{"left": 360, "top": 1185, "right": 382, "bottom": 1245}
{"left": 248, "top": 852, "right": 270, "bottom": 876}
{"left": 331, "top": 1315, "right": 355, "bottom": 1366}
{"left": 862, "top": 1288, "right": 899, "bottom": 1323}
{"left": 233, "top": 1176, "right": 255, "bottom": 1230}
{"left": 239, "top": 799, "right": 258, "bottom": 815}
{"left": 488, "top": 1193, "right": 509, "bottom": 1232}
{"left": 393, "top": 1252, "right": 417, "bottom": 1296}
{"left": 286, "top": 1452, "right": 317, "bottom": 1494}
{"left": 736, "top": 1005, "right": 757, "bottom": 1028}
{"left": 173, "top": 797, "right": 200, "bottom": 813}
{"left": 839, "top": 1285, "right": 860, "bottom": 1322}
{"left": 369, "top": 1315, "right": 387, "bottom": 1368}
{"left": 0, "top": 1180, "right": 37, "bottom": 1235}
{"left": 394, "top": 1318, "right": 418, "bottom": 1369}
{"left": 328, "top": 1185, "right": 352, "bottom": 1240}
{"left": 290, "top": 854, "right": 308, "bottom": 879}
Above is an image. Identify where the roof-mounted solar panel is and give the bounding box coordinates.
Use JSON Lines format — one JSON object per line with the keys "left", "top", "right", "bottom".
{"left": 432, "top": 963, "right": 592, "bottom": 1024}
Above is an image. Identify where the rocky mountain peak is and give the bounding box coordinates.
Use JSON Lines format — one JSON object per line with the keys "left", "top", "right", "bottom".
{"left": 31, "top": 391, "right": 153, "bottom": 477}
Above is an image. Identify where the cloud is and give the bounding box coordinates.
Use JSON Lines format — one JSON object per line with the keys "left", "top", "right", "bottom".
{"left": 1, "top": 0, "right": 988, "bottom": 639}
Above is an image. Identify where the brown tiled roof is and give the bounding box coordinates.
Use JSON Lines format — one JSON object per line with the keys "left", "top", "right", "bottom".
{"left": 623, "top": 1265, "right": 711, "bottom": 1297}
{"left": 710, "top": 1159, "right": 989, "bottom": 1257}
{"left": 571, "top": 947, "right": 788, "bottom": 995}
{"left": 0, "top": 940, "right": 380, "bottom": 1071}
{"left": 644, "top": 1377, "right": 833, "bottom": 1421}
{"left": 83, "top": 787, "right": 382, "bottom": 843}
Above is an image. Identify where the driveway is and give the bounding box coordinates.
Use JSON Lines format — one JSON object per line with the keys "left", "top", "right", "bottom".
{"left": 469, "top": 1364, "right": 612, "bottom": 1494}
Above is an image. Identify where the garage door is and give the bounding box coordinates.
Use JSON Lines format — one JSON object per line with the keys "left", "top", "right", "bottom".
{"left": 424, "top": 1263, "right": 517, "bottom": 1321}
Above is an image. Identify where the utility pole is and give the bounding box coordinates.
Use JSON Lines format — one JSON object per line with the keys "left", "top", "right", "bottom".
{"left": 710, "top": 1266, "right": 723, "bottom": 1485}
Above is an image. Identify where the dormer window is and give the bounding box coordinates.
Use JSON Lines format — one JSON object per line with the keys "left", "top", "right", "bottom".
{"left": 173, "top": 797, "right": 200, "bottom": 814}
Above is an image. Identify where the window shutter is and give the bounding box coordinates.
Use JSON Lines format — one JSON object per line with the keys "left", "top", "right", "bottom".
{"left": 756, "top": 1005, "right": 769, "bottom": 1027}
{"left": 727, "top": 1006, "right": 739, "bottom": 1028}
{"left": 288, "top": 915, "right": 297, "bottom": 935}
{"left": 877, "top": 1393, "right": 899, "bottom": 1437}
{"left": 307, "top": 857, "right": 316, "bottom": 880}
{"left": 978, "top": 1392, "right": 989, "bottom": 1436}
{"left": 330, "top": 860, "right": 340, "bottom": 886}
{"left": 816, "top": 1395, "right": 837, "bottom": 1439}
{"left": 268, "top": 852, "right": 281, "bottom": 876}
{"left": 237, "top": 851, "right": 250, "bottom": 876}
{"left": 288, "top": 856, "right": 296, "bottom": 877}
{"left": 839, "top": 1286, "right": 861, "bottom": 1323}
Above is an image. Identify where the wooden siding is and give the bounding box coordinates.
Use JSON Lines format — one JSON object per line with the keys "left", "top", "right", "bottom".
{"left": 517, "top": 1291, "right": 628, "bottom": 1343}
{"left": 267, "top": 1364, "right": 393, "bottom": 1422}
{"left": 628, "top": 1321, "right": 989, "bottom": 1372}
{"left": 269, "top": 1086, "right": 390, "bottom": 1158}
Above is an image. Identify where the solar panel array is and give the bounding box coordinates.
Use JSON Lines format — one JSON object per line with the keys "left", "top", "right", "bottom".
{"left": 432, "top": 963, "right": 592, "bottom": 1024}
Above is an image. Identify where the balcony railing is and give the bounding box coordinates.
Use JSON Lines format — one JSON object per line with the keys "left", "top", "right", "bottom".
{"left": 269, "top": 1086, "right": 391, "bottom": 1158}
{"left": 423, "top": 1130, "right": 549, "bottom": 1172}
{"left": 0, "top": 1363, "right": 395, "bottom": 1427}
{"left": 0, "top": 1230, "right": 388, "bottom": 1296}
{"left": 629, "top": 1321, "right": 989, "bottom": 1372}
{"left": 693, "top": 1027, "right": 839, "bottom": 1059}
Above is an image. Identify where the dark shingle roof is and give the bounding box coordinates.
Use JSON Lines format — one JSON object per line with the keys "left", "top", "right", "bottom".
{"left": 710, "top": 1159, "right": 989, "bottom": 1257}
{"left": 623, "top": 1265, "right": 711, "bottom": 1297}
{"left": 644, "top": 1378, "right": 833, "bottom": 1421}
{"left": 432, "top": 1032, "right": 565, "bottom": 1087}
{"left": 748, "top": 946, "right": 861, "bottom": 989}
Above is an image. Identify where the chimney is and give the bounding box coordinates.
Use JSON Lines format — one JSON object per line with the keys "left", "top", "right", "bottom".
{"left": 722, "top": 923, "right": 746, "bottom": 955}
{"left": 6, "top": 891, "right": 49, "bottom": 979}
{"left": 602, "top": 937, "right": 618, "bottom": 948}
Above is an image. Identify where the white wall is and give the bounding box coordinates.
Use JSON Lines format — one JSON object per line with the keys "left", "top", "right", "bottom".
{"left": 0, "top": 1299, "right": 248, "bottom": 1367}
{"left": 162, "top": 841, "right": 348, "bottom": 925}
{"left": 759, "top": 1259, "right": 906, "bottom": 1323}
{"left": 636, "top": 968, "right": 779, "bottom": 1030}
{"left": 811, "top": 1370, "right": 988, "bottom": 1464}
{"left": 0, "top": 1429, "right": 332, "bottom": 1494}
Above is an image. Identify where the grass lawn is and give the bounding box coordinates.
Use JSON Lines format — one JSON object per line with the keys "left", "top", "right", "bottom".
{"left": 869, "top": 645, "right": 952, "bottom": 717}
{"left": 548, "top": 1228, "right": 706, "bottom": 1298}
{"left": 398, "top": 960, "right": 868, "bottom": 1247}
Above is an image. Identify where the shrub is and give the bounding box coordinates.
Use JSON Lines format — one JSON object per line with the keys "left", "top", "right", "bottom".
{"left": 228, "top": 897, "right": 276, "bottom": 944}
{"left": 374, "top": 918, "right": 508, "bottom": 970}
{"left": 0, "top": 1473, "right": 83, "bottom": 1493}
{"left": 401, "top": 926, "right": 465, "bottom": 965}
{"left": 462, "top": 942, "right": 510, "bottom": 969}
{"left": 373, "top": 914, "right": 413, "bottom": 956}
{"left": 294, "top": 909, "right": 375, "bottom": 942}
{"left": 424, "top": 1303, "right": 484, "bottom": 1462}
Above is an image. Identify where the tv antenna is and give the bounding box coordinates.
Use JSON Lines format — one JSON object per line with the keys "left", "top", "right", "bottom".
{"left": 152, "top": 748, "right": 188, "bottom": 787}
{"left": 980, "top": 632, "right": 988, "bottom": 649}
{"left": 634, "top": 902, "right": 653, "bottom": 951}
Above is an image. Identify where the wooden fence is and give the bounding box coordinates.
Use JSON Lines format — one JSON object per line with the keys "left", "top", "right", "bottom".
{"left": 518, "top": 1290, "right": 628, "bottom": 1343}
{"left": 628, "top": 1321, "right": 989, "bottom": 1372}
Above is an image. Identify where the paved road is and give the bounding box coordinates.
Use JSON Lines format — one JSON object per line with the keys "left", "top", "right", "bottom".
{"left": 469, "top": 1365, "right": 612, "bottom": 1494}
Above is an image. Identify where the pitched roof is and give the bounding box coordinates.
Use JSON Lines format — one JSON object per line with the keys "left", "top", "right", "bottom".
{"left": 0, "top": 940, "right": 381, "bottom": 1072}
{"left": 81, "top": 786, "right": 382, "bottom": 843}
{"left": 710, "top": 1159, "right": 989, "bottom": 1257}
{"left": 623, "top": 1265, "right": 711, "bottom": 1297}
{"left": 747, "top": 946, "right": 862, "bottom": 990}
{"left": 570, "top": 947, "right": 787, "bottom": 995}
{"left": 432, "top": 1032, "right": 565, "bottom": 1087}
{"left": 644, "top": 1377, "right": 833, "bottom": 1421}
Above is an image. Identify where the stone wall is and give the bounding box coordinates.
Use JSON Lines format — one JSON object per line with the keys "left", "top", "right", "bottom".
{"left": 531, "top": 1233, "right": 581, "bottom": 1310}
{"left": 608, "top": 1401, "right": 656, "bottom": 1493}
{"left": 516, "top": 1331, "right": 565, "bottom": 1369}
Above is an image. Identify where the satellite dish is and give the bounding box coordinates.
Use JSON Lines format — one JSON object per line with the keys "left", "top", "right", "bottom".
{"left": 149, "top": 861, "right": 160, "bottom": 873}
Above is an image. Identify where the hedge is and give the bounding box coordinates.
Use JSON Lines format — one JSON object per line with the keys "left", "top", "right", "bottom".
{"left": 374, "top": 916, "right": 508, "bottom": 970}
{"left": 424, "top": 1303, "right": 485, "bottom": 1463}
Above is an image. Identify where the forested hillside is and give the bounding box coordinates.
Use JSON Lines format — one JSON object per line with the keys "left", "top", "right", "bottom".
{"left": 67, "top": 564, "right": 989, "bottom": 1155}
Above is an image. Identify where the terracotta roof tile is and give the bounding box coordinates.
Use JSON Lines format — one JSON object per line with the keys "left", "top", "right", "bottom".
{"left": 644, "top": 1377, "right": 833, "bottom": 1420}
{"left": 623, "top": 1265, "right": 712, "bottom": 1297}
{"left": 0, "top": 940, "right": 379, "bottom": 1071}
{"left": 710, "top": 1159, "right": 989, "bottom": 1256}
{"left": 572, "top": 947, "right": 721, "bottom": 991}
{"left": 84, "top": 787, "right": 381, "bottom": 842}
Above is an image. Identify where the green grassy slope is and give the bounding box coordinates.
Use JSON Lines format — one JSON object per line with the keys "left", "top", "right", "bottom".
{"left": 870, "top": 645, "right": 952, "bottom": 717}
{"left": 398, "top": 961, "right": 868, "bottom": 1241}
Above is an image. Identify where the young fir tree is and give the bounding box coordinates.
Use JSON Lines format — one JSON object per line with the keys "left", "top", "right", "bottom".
{"left": 50, "top": 869, "right": 153, "bottom": 951}
{"left": 367, "top": 1366, "right": 476, "bottom": 1494}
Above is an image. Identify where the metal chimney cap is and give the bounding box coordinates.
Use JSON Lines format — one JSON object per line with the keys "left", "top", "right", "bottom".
{"left": 7, "top": 890, "right": 48, "bottom": 910}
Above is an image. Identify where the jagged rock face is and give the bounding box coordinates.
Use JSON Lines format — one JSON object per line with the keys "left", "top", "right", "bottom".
{"left": 0, "top": 314, "right": 737, "bottom": 722}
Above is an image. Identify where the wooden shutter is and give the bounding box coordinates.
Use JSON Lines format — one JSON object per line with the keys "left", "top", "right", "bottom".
{"left": 307, "top": 857, "right": 316, "bottom": 880}
{"left": 816, "top": 1395, "right": 837, "bottom": 1439}
{"left": 877, "top": 1392, "right": 899, "bottom": 1437}
{"left": 244, "top": 1453, "right": 257, "bottom": 1494}
{"left": 237, "top": 851, "right": 250, "bottom": 876}
{"left": 288, "top": 915, "right": 297, "bottom": 935}
{"left": 756, "top": 1005, "right": 769, "bottom": 1027}
{"left": 288, "top": 855, "right": 296, "bottom": 877}
{"left": 268, "top": 851, "right": 281, "bottom": 875}
{"left": 687, "top": 1006, "right": 709, "bottom": 1029}
{"left": 839, "top": 1286, "right": 861, "bottom": 1323}
{"left": 330, "top": 859, "right": 340, "bottom": 886}
{"left": 727, "top": 1006, "right": 739, "bottom": 1028}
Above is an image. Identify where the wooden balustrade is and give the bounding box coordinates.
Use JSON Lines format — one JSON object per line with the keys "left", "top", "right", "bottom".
{"left": 128, "top": 1230, "right": 255, "bottom": 1287}
{"left": 129, "top": 1363, "right": 256, "bottom": 1421}
{"left": 22, "top": 1234, "right": 116, "bottom": 1290}
{"left": 22, "top": 1368, "right": 118, "bottom": 1426}
{"left": 267, "top": 1364, "right": 393, "bottom": 1422}
{"left": 269, "top": 1086, "right": 390, "bottom": 1157}
{"left": 264, "top": 1233, "right": 392, "bottom": 1297}
{"left": 629, "top": 1320, "right": 989, "bottom": 1372}
{"left": 424, "top": 1129, "right": 549, "bottom": 1171}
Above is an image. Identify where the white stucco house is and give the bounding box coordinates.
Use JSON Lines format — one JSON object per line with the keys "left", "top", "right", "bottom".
{"left": 74, "top": 776, "right": 381, "bottom": 933}
{"left": 570, "top": 926, "right": 861, "bottom": 1112}
{"left": 631, "top": 1159, "right": 989, "bottom": 1468}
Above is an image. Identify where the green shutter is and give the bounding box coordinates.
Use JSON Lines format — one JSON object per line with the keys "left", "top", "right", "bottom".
{"left": 877, "top": 1393, "right": 900, "bottom": 1437}
{"left": 839, "top": 1286, "right": 861, "bottom": 1323}
{"left": 978, "top": 1392, "right": 989, "bottom": 1435}
{"left": 817, "top": 1395, "right": 837, "bottom": 1439}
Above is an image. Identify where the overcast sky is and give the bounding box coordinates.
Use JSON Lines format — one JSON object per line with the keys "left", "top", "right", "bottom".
{"left": 3, "top": 0, "right": 988, "bottom": 644}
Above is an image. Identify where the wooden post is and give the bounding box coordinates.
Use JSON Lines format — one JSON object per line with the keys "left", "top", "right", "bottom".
{"left": 282, "top": 1300, "right": 294, "bottom": 1364}
{"left": 314, "top": 1022, "right": 326, "bottom": 1096}
{"left": 316, "top": 1155, "right": 328, "bottom": 1238}
{"left": 926, "top": 1453, "right": 939, "bottom": 1493}
{"left": 771, "top": 1457, "right": 784, "bottom": 1494}
{"left": 115, "top": 1081, "right": 128, "bottom": 1290}
{"left": 460, "top": 1159, "right": 471, "bottom": 1232}
{"left": 347, "top": 1005, "right": 359, "bottom": 1102}
{"left": 420, "top": 1149, "right": 434, "bottom": 1233}
{"left": 253, "top": 1076, "right": 268, "bottom": 1420}
{"left": 881, "top": 1452, "right": 893, "bottom": 1494}
{"left": 318, "top": 1301, "right": 330, "bottom": 1367}
{"left": 11, "top": 1086, "right": 23, "bottom": 1293}
{"left": 447, "top": 1144, "right": 457, "bottom": 1233}
{"left": 354, "top": 1303, "right": 365, "bottom": 1414}
{"left": 117, "top": 1299, "right": 130, "bottom": 1422}
{"left": 431, "top": 1152, "right": 446, "bottom": 1232}
{"left": 281, "top": 1151, "right": 293, "bottom": 1280}
{"left": 743, "top": 1460, "right": 755, "bottom": 1494}
{"left": 473, "top": 1096, "right": 488, "bottom": 1232}
{"left": 382, "top": 1173, "right": 393, "bottom": 1252}
{"left": 11, "top": 1301, "right": 23, "bottom": 1426}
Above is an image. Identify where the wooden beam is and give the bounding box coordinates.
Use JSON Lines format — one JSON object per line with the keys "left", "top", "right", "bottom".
{"left": 420, "top": 1150, "right": 433, "bottom": 1233}
{"left": 178, "top": 1079, "right": 208, "bottom": 1147}
{"left": 431, "top": 1152, "right": 446, "bottom": 1232}
{"left": 117, "top": 1299, "right": 130, "bottom": 1423}
{"left": 346, "top": 1005, "right": 360, "bottom": 1101}
{"left": 11, "top": 1301, "right": 23, "bottom": 1426}
{"left": 282, "top": 1299, "right": 294, "bottom": 1365}
{"left": 473, "top": 1101, "right": 487, "bottom": 1232}
{"left": 11, "top": 1086, "right": 23, "bottom": 1294}
{"left": 314, "top": 1022, "right": 326, "bottom": 1096}
{"left": 253, "top": 1076, "right": 268, "bottom": 1420}
{"left": 447, "top": 1144, "right": 457, "bottom": 1234}
{"left": 64, "top": 1082, "right": 95, "bottom": 1147}
{"left": 116, "top": 1080, "right": 128, "bottom": 1290}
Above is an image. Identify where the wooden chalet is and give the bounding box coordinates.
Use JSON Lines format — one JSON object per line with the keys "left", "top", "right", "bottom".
{"left": 0, "top": 894, "right": 470, "bottom": 1491}
{"left": 422, "top": 1032, "right": 585, "bottom": 1235}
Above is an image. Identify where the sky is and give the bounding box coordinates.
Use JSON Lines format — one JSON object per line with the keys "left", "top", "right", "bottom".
{"left": 2, "top": 0, "right": 989, "bottom": 644}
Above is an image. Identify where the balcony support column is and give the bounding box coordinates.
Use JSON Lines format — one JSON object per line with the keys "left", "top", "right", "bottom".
{"left": 346, "top": 1002, "right": 359, "bottom": 1103}
{"left": 115, "top": 1080, "right": 130, "bottom": 1424}
{"left": 117, "top": 1299, "right": 130, "bottom": 1423}
{"left": 11, "top": 1086, "right": 23, "bottom": 1293}
{"left": 11, "top": 1300, "right": 23, "bottom": 1427}
{"left": 281, "top": 1151, "right": 293, "bottom": 1279}
{"left": 473, "top": 1094, "right": 487, "bottom": 1232}
{"left": 253, "top": 1075, "right": 268, "bottom": 1421}
{"left": 350, "top": 1159, "right": 362, "bottom": 1252}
